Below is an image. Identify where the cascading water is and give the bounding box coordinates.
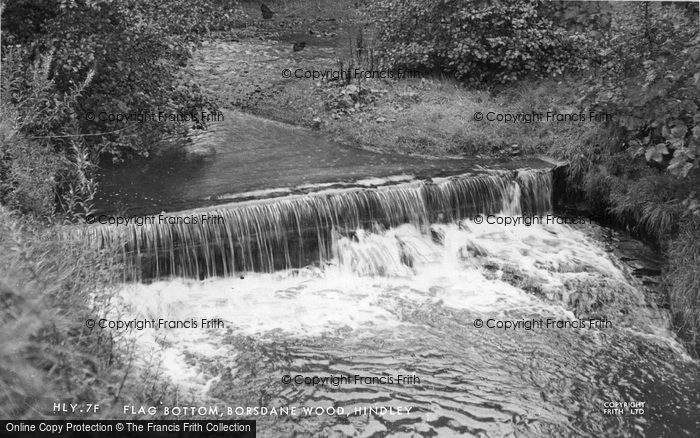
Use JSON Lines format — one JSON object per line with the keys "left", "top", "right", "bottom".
{"left": 106, "top": 168, "right": 699, "bottom": 437}
{"left": 87, "top": 169, "right": 552, "bottom": 280}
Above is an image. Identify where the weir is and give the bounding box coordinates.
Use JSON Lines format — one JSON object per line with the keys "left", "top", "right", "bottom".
{"left": 85, "top": 169, "right": 553, "bottom": 280}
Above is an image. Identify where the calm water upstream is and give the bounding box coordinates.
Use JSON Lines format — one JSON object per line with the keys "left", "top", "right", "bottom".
{"left": 95, "top": 110, "right": 550, "bottom": 216}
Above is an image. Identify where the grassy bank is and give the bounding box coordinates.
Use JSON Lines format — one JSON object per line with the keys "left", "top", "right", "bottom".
{"left": 0, "top": 209, "right": 177, "bottom": 417}
{"left": 322, "top": 77, "right": 603, "bottom": 158}
{"left": 667, "top": 220, "right": 700, "bottom": 356}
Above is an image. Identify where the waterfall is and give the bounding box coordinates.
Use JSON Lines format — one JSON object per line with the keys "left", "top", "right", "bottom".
{"left": 85, "top": 169, "right": 553, "bottom": 280}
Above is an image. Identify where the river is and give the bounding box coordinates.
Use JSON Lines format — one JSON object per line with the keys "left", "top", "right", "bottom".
{"left": 94, "top": 137, "right": 700, "bottom": 436}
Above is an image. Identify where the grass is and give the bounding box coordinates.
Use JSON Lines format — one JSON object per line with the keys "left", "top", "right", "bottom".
{"left": 666, "top": 219, "right": 700, "bottom": 358}
{"left": 322, "top": 75, "right": 602, "bottom": 159}
{"left": 0, "top": 208, "right": 177, "bottom": 418}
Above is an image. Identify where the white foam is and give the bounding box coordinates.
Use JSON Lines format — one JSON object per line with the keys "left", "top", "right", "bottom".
{"left": 112, "top": 215, "right": 673, "bottom": 390}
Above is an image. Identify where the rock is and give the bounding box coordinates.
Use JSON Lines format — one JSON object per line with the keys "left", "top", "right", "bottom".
{"left": 184, "top": 144, "right": 216, "bottom": 161}
{"left": 312, "top": 118, "right": 322, "bottom": 130}
{"left": 458, "top": 221, "right": 471, "bottom": 232}
{"left": 465, "top": 240, "right": 488, "bottom": 257}
{"left": 430, "top": 226, "right": 445, "bottom": 245}
{"left": 376, "top": 117, "right": 387, "bottom": 123}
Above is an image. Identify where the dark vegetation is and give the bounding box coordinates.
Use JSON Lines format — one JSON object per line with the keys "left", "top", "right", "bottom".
{"left": 371, "top": 0, "right": 588, "bottom": 85}
{"left": 0, "top": 207, "right": 178, "bottom": 417}
{"left": 0, "top": 0, "right": 699, "bottom": 416}
{"left": 1, "top": 0, "right": 239, "bottom": 219}
{"left": 1, "top": 0, "right": 239, "bottom": 417}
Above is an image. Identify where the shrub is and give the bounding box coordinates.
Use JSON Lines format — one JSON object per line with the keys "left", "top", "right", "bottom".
{"left": 369, "top": 0, "right": 587, "bottom": 85}
{"left": 0, "top": 206, "right": 183, "bottom": 417}
{"left": 583, "top": 2, "right": 700, "bottom": 178}
{"left": 0, "top": 207, "right": 122, "bottom": 417}
{"left": 1, "top": 46, "right": 96, "bottom": 219}
{"left": 1, "top": 0, "right": 234, "bottom": 161}
{"left": 1, "top": 0, "right": 240, "bottom": 216}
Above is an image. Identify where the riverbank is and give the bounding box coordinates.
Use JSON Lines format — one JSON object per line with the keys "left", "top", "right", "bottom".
{"left": 187, "top": 7, "right": 597, "bottom": 160}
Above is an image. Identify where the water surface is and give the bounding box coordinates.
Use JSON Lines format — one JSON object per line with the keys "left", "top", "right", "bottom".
{"left": 114, "top": 216, "right": 699, "bottom": 437}
{"left": 96, "top": 110, "right": 551, "bottom": 215}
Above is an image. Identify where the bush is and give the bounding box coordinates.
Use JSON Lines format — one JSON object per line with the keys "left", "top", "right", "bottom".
{"left": 1, "top": 0, "right": 235, "bottom": 161}
{"left": 370, "top": 0, "right": 586, "bottom": 85}
{"left": 0, "top": 207, "right": 123, "bottom": 417}
{"left": 547, "top": 3, "right": 700, "bottom": 240}
{"left": 1, "top": 206, "right": 182, "bottom": 417}
{"left": 583, "top": 2, "right": 700, "bottom": 178}
{"left": 1, "top": 46, "right": 96, "bottom": 219}
{"left": 1, "top": 0, "right": 240, "bottom": 216}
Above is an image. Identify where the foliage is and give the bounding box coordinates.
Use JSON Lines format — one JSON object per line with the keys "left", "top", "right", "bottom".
{"left": 1, "top": 0, "right": 240, "bottom": 217}
{"left": 582, "top": 2, "right": 700, "bottom": 178}
{"left": 538, "top": 0, "right": 614, "bottom": 34}
{"left": 1, "top": 46, "right": 97, "bottom": 219}
{"left": 0, "top": 208, "right": 118, "bottom": 417}
{"left": 369, "top": 0, "right": 587, "bottom": 85}
{"left": 606, "top": 169, "right": 690, "bottom": 239}
{"left": 132, "top": 0, "right": 240, "bottom": 39}
{"left": 0, "top": 207, "right": 181, "bottom": 417}
{"left": 1, "top": 0, "right": 236, "bottom": 161}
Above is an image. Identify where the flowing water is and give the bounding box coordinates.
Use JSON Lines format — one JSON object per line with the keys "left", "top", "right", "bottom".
{"left": 100, "top": 169, "right": 700, "bottom": 437}
{"left": 90, "top": 170, "right": 553, "bottom": 280}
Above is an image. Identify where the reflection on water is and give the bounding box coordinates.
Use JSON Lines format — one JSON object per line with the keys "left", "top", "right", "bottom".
{"left": 115, "top": 218, "right": 700, "bottom": 437}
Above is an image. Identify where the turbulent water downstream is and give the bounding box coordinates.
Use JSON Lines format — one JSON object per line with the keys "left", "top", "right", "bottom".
{"left": 102, "top": 169, "right": 700, "bottom": 437}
